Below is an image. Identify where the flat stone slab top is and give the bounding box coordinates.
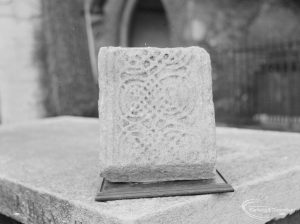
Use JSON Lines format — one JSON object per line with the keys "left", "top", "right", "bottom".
{"left": 98, "top": 47, "right": 216, "bottom": 182}
{"left": 0, "top": 117, "right": 299, "bottom": 224}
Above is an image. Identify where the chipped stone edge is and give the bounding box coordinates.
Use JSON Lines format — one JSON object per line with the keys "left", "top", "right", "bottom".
{"left": 0, "top": 175, "right": 125, "bottom": 224}
{"left": 124, "top": 167, "right": 300, "bottom": 224}
{"left": 0, "top": 163, "right": 299, "bottom": 224}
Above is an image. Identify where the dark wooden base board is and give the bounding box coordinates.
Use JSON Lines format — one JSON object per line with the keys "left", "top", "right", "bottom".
{"left": 96, "top": 170, "right": 234, "bottom": 202}
{"left": 0, "top": 214, "right": 20, "bottom": 224}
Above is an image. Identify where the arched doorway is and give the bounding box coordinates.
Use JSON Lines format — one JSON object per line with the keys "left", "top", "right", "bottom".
{"left": 127, "top": 0, "right": 171, "bottom": 47}
{"left": 85, "top": 0, "right": 172, "bottom": 78}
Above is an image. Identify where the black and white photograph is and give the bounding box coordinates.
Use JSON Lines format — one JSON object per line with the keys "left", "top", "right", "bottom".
{"left": 0, "top": 0, "right": 299, "bottom": 223}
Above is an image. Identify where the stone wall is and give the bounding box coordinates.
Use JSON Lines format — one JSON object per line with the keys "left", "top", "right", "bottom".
{"left": 41, "top": 0, "right": 98, "bottom": 117}
{"left": 0, "top": 0, "right": 45, "bottom": 123}
{"left": 0, "top": 0, "right": 99, "bottom": 123}
{"left": 96, "top": 0, "right": 300, "bottom": 49}
{"left": 0, "top": 0, "right": 99, "bottom": 124}
{"left": 1, "top": 0, "right": 299, "bottom": 123}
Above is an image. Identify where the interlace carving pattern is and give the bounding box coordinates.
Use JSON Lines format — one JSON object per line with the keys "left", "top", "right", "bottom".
{"left": 114, "top": 49, "right": 201, "bottom": 164}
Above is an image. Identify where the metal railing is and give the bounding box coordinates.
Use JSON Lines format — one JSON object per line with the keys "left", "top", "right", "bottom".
{"left": 210, "top": 39, "right": 300, "bottom": 124}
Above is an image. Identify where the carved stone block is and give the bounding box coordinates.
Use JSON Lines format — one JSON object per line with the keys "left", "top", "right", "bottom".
{"left": 98, "top": 47, "right": 216, "bottom": 182}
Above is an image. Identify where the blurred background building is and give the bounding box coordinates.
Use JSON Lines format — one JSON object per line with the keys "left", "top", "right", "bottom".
{"left": 0, "top": 0, "right": 299, "bottom": 131}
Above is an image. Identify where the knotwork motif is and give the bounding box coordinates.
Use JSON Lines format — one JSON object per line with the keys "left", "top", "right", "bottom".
{"left": 114, "top": 49, "right": 199, "bottom": 163}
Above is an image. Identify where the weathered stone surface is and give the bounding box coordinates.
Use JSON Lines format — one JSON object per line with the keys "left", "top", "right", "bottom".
{"left": 98, "top": 46, "right": 216, "bottom": 182}
{"left": 41, "top": 0, "right": 98, "bottom": 116}
{"left": 0, "top": 117, "right": 299, "bottom": 224}
{"left": 0, "top": 0, "right": 45, "bottom": 123}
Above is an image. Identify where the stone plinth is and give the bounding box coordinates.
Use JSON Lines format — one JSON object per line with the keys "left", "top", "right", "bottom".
{"left": 98, "top": 47, "right": 216, "bottom": 182}
{"left": 0, "top": 117, "right": 299, "bottom": 224}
